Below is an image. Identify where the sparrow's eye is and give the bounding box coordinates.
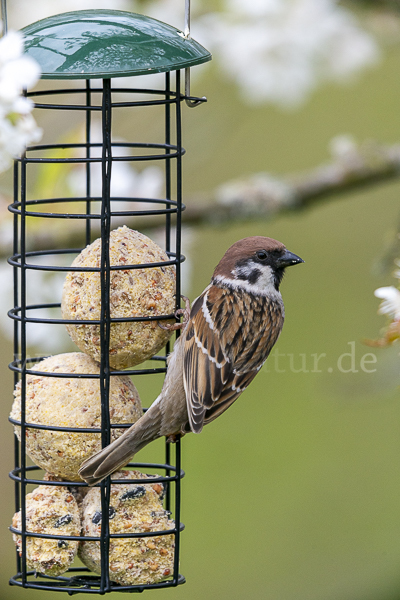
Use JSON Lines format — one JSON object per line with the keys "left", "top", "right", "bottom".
{"left": 256, "top": 250, "right": 268, "bottom": 261}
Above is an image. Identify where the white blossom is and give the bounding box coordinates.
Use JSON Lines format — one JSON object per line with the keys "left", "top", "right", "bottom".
{"left": 68, "top": 159, "right": 163, "bottom": 204}
{"left": 329, "top": 134, "right": 359, "bottom": 161}
{"left": 217, "top": 173, "right": 294, "bottom": 213}
{"left": 196, "top": 0, "right": 379, "bottom": 108}
{"left": 66, "top": 125, "right": 164, "bottom": 202}
{"left": 374, "top": 287, "right": 400, "bottom": 321}
{"left": 67, "top": 123, "right": 163, "bottom": 224}
{"left": 0, "top": 28, "right": 41, "bottom": 173}
{"left": 0, "top": 257, "right": 72, "bottom": 353}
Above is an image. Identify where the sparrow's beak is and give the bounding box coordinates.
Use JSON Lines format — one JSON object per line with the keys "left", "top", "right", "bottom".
{"left": 276, "top": 250, "right": 304, "bottom": 268}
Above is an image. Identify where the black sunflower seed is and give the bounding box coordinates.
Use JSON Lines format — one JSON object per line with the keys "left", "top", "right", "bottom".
{"left": 120, "top": 486, "right": 146, "bottom": 501}
{"left": 92, "top": 511, "right": 102, "bottom": 525}
{"left": 54, "top": 515, "right": 73, "bottom": 528}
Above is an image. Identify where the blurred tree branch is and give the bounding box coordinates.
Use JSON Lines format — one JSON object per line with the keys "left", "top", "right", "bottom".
{"left": 192, "top": 139, "right": 400, "bottom": 226}
{"left": 5, "top": 138, "right": 400, "bottom": 256}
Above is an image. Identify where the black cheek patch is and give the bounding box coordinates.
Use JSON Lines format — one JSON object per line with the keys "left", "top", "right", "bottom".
{"left": 248, "top": 269, "right": 261, "bottom": 285}
{"left": 236, "top": 271, "right": 248, "bottom": 281}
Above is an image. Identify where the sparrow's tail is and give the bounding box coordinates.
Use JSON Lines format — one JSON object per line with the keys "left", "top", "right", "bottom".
{"left": 78, "top": 400, "right": 162, "bottom": 486}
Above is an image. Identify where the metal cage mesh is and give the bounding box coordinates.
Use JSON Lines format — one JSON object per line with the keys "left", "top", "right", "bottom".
{"left": 8, "top": 71, "right": 187, "bottom": 594}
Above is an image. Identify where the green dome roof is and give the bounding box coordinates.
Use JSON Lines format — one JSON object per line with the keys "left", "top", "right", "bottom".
{"left": 21, "top": 10, "right": 212, "bottom": 79}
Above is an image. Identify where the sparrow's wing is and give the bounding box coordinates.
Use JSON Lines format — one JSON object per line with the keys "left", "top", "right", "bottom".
{"left": 202, "top": 369, "right": 257, "bottom": 426}
{"left": 183, "top": 288, "right": 231, "bottom": 433}
{"left": 183, "top": 285, "right": 284, "bottom": 433}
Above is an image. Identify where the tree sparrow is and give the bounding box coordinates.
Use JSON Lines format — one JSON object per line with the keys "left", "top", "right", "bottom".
{"left": 79, "top": 236, "right": 304, "bottom": 485}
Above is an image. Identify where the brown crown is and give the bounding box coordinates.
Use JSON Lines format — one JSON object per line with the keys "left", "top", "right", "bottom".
{"left": 213, "top": 236, "right": 286, "bottom": 279}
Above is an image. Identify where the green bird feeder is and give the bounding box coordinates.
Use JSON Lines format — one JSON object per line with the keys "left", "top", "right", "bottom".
{"left": 7, "top": 1, "right": 211, "bottom": 594}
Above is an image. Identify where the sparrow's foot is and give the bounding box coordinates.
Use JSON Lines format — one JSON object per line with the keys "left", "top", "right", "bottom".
{"left": 158, "top": 296, "right": 191, "bottom": 331}
{"left": 158, "top": 321, "right": 182, "bottom": 331}
{"left": 166, "top": 433, "right": 182, "bottom": 443}
{"left": 178, "top": 296, "right": 191, "bottom": 328}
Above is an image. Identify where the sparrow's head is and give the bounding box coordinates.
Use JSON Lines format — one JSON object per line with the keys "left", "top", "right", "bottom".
{"left": 213, "top": 236, "right": 304, "bottom": 294}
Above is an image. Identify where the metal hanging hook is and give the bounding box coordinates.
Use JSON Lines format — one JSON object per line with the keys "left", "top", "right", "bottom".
{"left": 183, "top": 0, "right": 206, "bottom": 108}
{"left": 1, "top": 0, "right": 8, "bottom": 35}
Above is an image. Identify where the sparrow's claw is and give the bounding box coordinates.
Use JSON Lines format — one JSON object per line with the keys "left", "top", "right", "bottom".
{"left": 166, "top": 433, "right": 182, "bottom": 443}
{"left": 158, "top": 321, "right": 182, "bottom": 331}
{"left": 180, "top": 296, "right": 191, "bottom": 327}
{"left": 158, "top": 296, "right": 192, "bottom": 331}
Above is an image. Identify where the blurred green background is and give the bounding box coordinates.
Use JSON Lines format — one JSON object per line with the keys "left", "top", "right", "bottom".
{"left": 2, "top": 2, "right": 400, "bottom": 600}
